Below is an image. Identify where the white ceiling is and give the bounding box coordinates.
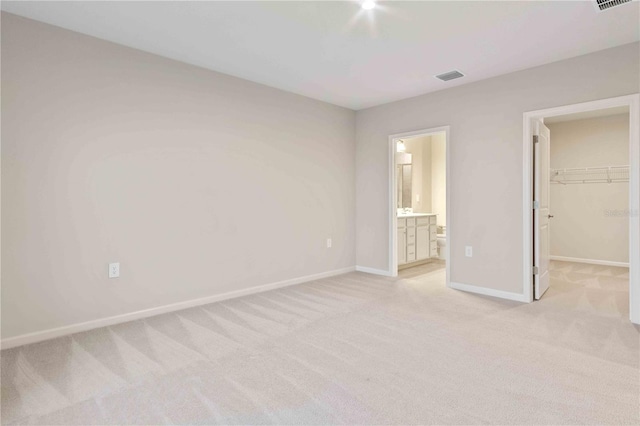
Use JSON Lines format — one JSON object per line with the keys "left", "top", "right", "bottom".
{"left": 3, "top": 1, "right": 639, "bottom": 110}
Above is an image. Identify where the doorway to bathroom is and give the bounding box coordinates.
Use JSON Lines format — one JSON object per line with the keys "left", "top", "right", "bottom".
{"left": 388, "top": 126, "right": 450, "bottom": 282}
{"left": 523, "top": 94, "right": 640, "bottom": 324}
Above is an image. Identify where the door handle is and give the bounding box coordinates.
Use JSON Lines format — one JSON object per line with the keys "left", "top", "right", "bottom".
{"left": 548, "top": 215, "right": 554, "bottom": 219}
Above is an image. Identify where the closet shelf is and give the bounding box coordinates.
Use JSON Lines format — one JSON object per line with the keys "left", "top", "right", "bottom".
{"left": 550, "top": 165, "right": 629, "bottom": 184}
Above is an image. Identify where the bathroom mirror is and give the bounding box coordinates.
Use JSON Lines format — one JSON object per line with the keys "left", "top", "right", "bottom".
{"left": 397, "top": 164, "right": 412, "bottom": 209}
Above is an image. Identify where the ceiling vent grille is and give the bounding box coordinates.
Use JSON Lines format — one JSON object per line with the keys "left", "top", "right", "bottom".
{"left": 594, "top": 0, "right": 632, "bottom": 12}
{"left": 435, "top": 70, "right": 465, "bottom": 82}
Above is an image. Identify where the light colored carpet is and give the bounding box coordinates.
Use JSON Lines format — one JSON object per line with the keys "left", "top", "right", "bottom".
{"left": 1, "top": 260, "right": 637, "bottom": 425}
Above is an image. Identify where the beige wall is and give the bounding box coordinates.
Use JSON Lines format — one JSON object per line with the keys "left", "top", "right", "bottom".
{"left": 549, "top": 114, "right": 629, "bottom": 263}
{"left": 430, "top": 133, "right": 446, "bottom": 227}
{"left": 422, "top": 137, "right": 433, "bottom": 215}
{"left": 1, "top": 14, "right": 356, "bottom": 339}
{"left": 402, "top": 134, "right": 446, "bottom": 226}
{"left": 355, "top": 42, "right": 639, "bottom": 293}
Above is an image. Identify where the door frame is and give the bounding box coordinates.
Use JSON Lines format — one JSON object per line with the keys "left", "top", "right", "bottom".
{"left": 522, "top": 94, "right": 640, "bottom": 323}
{"left": 388, "top": 125, "right": 450, "bottom": 284}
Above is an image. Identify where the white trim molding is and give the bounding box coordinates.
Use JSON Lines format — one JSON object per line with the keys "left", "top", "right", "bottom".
{"left": 0, "top": 266, "right": 356, "bottom": 350}
{"left": 449, "top": 281, "right": 529, "bottom": 303}
{"left": 523, "top": 93, "right": 640, "bottom": 324}
{"left": 355, "top": 265, "right": 394, "bottom": 276}
{"left": 550, "top": 256, "right": 629, "bottom": 268}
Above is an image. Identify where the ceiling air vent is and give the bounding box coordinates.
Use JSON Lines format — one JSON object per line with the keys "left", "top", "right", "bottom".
{"left": 593, "top": 0, "right": 632, "bottom": 12}
{"left": 435, "top": 70, "right": 465, "bottom": 82}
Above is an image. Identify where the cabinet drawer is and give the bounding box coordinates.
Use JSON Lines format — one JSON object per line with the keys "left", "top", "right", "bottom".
{"left": 417, "top": 217, "right": 430, "bottom": 226}
{"left": 431, "top": 247, "right": 439, "bottom": 257}
{"left": 430, "top": 216, "right": 437, "bottom": 225}
{"left": 407, "top": 250, "right": 416, "bottom": 262}
{"left": 430, "top": 229, "right": 437, "bottom": 241}
{"left": 406, "top": 217, "right": 416, "bottom": 228}
{"left": 407, "top": 228, "right": 416, "bottom": 239}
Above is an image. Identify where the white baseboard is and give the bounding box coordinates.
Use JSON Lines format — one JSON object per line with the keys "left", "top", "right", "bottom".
{"left": 0, "top": 266, "right": 356, "bottom": 350}
{"left": 448, "top": 281, "right": 529, "bottom": 303}
{"left": 550, "top": 256, "right": 629, "bottom": 268}
{"left": 355, "top": 265, "right": 394, "bottom": 276}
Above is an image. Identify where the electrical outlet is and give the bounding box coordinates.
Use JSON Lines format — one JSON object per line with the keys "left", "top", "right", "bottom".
{"left": 326, "top": 238, "right": 332, "bottom": 248}
{"left": 465, "top": 246, "right": 473, "bottom": 257}
{"left": 109, "top": 262, "right": 120, "bottom": 278}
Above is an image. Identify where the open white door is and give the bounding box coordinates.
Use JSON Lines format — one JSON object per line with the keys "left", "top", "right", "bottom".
{"left": 533, "top": 119, "right": 551, "bottom": 299}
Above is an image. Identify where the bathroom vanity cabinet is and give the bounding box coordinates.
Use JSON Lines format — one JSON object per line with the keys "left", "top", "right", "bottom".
{"left": 397, "top": 214, "right": 438, "bottom": 266}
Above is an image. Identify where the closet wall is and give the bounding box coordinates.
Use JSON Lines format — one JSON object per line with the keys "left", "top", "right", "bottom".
{"left": 549, "top": 113, "right": 629, "bottom": 264}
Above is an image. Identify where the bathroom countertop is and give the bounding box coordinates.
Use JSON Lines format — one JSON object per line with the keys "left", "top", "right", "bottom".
{"left": 397, "top": 213, "right": 437, "bottom": 218}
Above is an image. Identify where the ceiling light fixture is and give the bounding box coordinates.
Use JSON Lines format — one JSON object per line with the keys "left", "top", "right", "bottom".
{"left": 361, "top": 1, "right": 376, "bottom": 10}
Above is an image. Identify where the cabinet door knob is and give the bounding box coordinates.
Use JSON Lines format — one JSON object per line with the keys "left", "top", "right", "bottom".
{"left": 548, "top": 214, "right": 554, "bottom": 219}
